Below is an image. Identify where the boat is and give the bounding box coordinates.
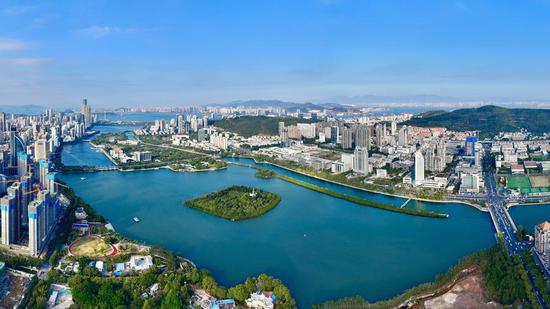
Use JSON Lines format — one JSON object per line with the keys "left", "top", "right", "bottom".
{"left": 133, "top": 217, "right": 140, "bottom": 223}
{"left": 80, "top": 177, "right": 86, "bottom": 180}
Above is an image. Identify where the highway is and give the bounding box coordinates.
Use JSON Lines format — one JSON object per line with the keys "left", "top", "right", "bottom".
{"left": 483, "top": 143, "right": 548, "bottom": 308}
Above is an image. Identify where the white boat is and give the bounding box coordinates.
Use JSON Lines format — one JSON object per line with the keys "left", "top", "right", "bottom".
{"left": 80, "top": 177, "right": 86, "bottom": 180}
{"left": 133, "top": 217, "right": 140, "bottom": 223}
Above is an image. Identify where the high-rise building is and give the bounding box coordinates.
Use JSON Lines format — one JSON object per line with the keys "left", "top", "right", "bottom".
{"left": 28, "top": 200, "right": 44, "bottom": 256}
{"left": 413, "top": 150, "right": 425, "bottom": 186}
{"left": 398, "top": 126, "right": 408, "bottom": 146}
{"left": 17, "top": 152, "right": 30, "bottom": 178}
{"left": 7, "top": 182, "right": 22, "bottom": 242}
{"left": 1, "top": 194, "right": 17, "bottom": 245}
{"left": 0, "top": 112, "right": 5, "bottom": 132}
{"left": 177, "top": 114, "right": 185, "bottom": 134}
{"left": 9, "top": 126, "right": 17, "bottom": 168}
{"left": 330, "top": 126, "right": 339, "bottom": 144}
{"left": 341, "top": 128, "right": 353, "bottom": 149}
{"left": 375, "top": 124, "right": 384, "bottom": 148}
{"left": 535, "top": 221, "right": 550, "bottom": 265}
{"left": 353, "top": 147, "right": 370, "bottom": 174}
{"left": 391, "top": 121, "right": 397, "bottom": 136}
{"left": 465, "top": 135, "right": 478, "bottom": 156}
{"left": 355, "top": 125, "right": 370, "bottom": 150}
{"left": 34, "top": 139, "right": 48, "bottom": 161}
{"left": 81, "top": 99, "right": 92, "bottom": 129}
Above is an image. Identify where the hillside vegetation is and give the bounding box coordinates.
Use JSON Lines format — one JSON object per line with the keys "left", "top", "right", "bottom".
{"left": 404, "top": 105, "right": 550, "bottom": 138}
{"left": 213, "top": 116, "right": 317, "bottom": 137}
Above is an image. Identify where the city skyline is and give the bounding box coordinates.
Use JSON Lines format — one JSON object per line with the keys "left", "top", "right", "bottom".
{"left": 2, "top": 0, "right": 550, "bottom": 108}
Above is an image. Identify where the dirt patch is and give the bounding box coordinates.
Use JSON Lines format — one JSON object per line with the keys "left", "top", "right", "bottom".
{"left": 423, "top": 270, "right": 502, "bottom": 309}
{"left": 0, "top": 270, "right": 32, "bottom": 309}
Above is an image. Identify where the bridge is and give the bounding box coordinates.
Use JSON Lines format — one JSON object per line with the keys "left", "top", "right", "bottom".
{"left": 483, "top": 143, "right": 548, "bottom": 308}
{"left": 60, "top": 165, "right": 119, "bottom": 173}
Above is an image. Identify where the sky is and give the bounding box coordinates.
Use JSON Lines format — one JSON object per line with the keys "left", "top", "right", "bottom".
{"left": 1, "top": 0, "right": 550, "bottom": 108}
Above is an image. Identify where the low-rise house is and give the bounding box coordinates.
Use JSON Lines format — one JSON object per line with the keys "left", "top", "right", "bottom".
{"left": 129, "top": 255, "right": 153, "bottom": 272}
{"left": 246, "top": 291, "right": 276, "bottom": 309}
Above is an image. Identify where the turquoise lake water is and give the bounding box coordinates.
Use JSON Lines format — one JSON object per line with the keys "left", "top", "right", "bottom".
{"left": 59, "top": 138, "right": 500, "bottom": 307}
{"left": 509, "top": 204, "right": 550, "bottom": 233}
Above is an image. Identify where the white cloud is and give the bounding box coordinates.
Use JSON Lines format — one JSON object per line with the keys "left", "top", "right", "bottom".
{"left": 0, "top": 38, "right": 30, "bottom": 51}
{"left": 76, "top": 26, "right": 122, "bottom": 38}
{"left": 75, "top": 25, "right": 150, "bottom": 38}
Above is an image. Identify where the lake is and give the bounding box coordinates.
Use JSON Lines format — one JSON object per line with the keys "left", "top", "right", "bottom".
{"left": 60, "top": 132, "right": 496, "bottom": 307}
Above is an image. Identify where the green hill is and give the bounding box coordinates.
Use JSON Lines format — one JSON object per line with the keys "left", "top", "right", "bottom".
{"left": 404, "top": 105, "right": 550, "bottom": 138}
{"left": 213, "top": 116, "right": 317, "bottom": 137}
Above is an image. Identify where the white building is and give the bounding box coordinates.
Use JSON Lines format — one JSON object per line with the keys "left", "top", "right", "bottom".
{"left": 353, "top": 147, "right": 371, "bottom": 174}
{"left": 413, "top": 150, "right": 425, "bottom": 187}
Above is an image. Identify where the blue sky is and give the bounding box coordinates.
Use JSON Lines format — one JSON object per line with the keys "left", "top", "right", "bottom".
{"left": 1, "top": 0, "right": 550, "bottom": 108}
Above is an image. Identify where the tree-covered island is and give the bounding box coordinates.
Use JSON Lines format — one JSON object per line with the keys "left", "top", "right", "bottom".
{"left": 184, "top": 186, "right": 281, "bottom": 220}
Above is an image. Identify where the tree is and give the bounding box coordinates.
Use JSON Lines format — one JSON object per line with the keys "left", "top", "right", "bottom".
{"left": 228, "top": 284, "right": 248, "bottom": 302}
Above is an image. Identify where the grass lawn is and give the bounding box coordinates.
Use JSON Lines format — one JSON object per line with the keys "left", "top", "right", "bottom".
{"left": 69, "top": 236, "right": 113, "bottom": 257}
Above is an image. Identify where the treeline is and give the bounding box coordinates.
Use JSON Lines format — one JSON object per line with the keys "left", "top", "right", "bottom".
{"left": 275, "top": 174, "right": 448, "bottom": 219}
{"left": 184, "top": 185, "right": 281, "bottom": 220}
{"left": 314, "top": 243, "right": 534, "bottom": 308}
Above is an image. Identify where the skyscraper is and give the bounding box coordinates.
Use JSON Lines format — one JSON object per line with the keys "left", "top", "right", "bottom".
{"left": 414, "top": 150, "right": 425, "bottom": 186}
{"left": 81, "top": 99, "right": 92, "bottom": 129}
{"left": 391, "top": 121, "right": 397, "bottom": 136}
{"left": 9, "top": 126, "right": 17, "bottom": 168}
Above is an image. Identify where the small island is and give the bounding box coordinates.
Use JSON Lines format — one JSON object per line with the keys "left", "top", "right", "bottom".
{"left": 255, "top": 168, "right": 276, "bottom": 179}
{"left": 184, "top": 186, "right": 281, "bottom": 220}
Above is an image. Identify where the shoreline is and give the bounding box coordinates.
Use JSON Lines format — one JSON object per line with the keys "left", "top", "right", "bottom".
{"left": 230, "top": 157, "right": 488, "bottom": 213}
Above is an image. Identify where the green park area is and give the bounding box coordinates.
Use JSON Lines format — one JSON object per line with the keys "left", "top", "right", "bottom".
{"left": 184, "top": 186, "right": 281, "bottom": 220}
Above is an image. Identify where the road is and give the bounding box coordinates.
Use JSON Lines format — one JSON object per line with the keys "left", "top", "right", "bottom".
{"left": 483, "top": 143, "right": 548, "bottom": 308}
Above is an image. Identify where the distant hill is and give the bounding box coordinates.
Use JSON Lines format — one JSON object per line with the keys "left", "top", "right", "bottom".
{"left": 213, "top": 116, "right": 317, "bottom": 137}
{"left": 404, "top": 105, "right": 550, "bottom": 138}
{"left": 210, "top": 99, "right": 353, "bottom": 112}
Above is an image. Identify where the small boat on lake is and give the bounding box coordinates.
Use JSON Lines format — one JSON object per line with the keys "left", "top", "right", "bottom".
{"left": 80, "top": 177, "right": 86, "bottom": 180}
{"left": 133, "top": 217, "right": 140, "bottom": 223}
